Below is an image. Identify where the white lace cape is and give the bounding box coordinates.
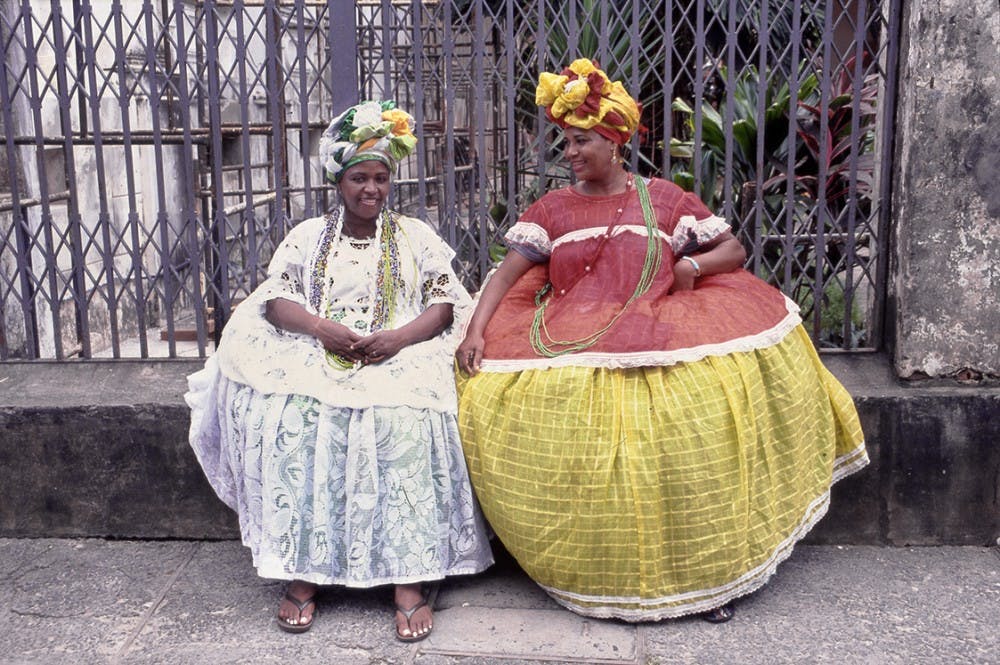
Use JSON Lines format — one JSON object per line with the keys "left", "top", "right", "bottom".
{"left": 189, "top": 213, "right": 470, "bottom": 413}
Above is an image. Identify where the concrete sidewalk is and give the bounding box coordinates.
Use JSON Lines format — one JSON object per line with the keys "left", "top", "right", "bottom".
{"left": 0, "top": 539, "right": 997, "bottom": 665}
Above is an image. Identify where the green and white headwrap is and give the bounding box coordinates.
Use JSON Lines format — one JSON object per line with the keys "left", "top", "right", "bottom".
{"left": 319, "top": 100, "right": 418, "bottom": 183}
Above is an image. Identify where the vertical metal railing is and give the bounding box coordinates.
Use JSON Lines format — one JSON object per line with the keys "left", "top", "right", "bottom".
{"left": 233, "top": 0, "right": 258, "bottom": 295}
{"left": 142, "top": 0, "right": 175, "bottom": 353}
{"left": 51, "top": 2, "right": 89, "bottom": 358}
{"left": 0, "top": 0, "right": 900, "bottom": 359}
{"left": 410, "top": 0, "right": 428, "bottom": 226}
{"left": 0, "top": 0, "right": 37, "bottom": 359}
{"left": 111, "top": 0, "right": 148, "bottom": 358}
{"left": 80, "top": 0, "right": 120, "bottom": 357}
{"left": 23, "top": 1, "right": 65, "bottom": 358}
{"left": 173, "top": 0, "right": 208, "bottom": 356}
{"left": 876, "top": 0, "right": 903, "bottom": 349}
{"left": 203, "top": 1, "right": 228, "bottom": 337}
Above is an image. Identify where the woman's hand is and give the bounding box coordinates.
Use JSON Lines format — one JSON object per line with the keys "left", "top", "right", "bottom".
{"left": 349, "top": 303, "right": 454, "bottom": 365}
{"left": 454, "top": 251, "right": 536, "bottom": 378}
{"left": 351, "top": 329, "right": 406, "bottom": 365}
{"left": 313, "top": 319, "right": 366, "bottom": 362}
{"left": 670, "top": 258, "right": 697, "bottom": 293}
{"left": 668, "top": 233, "right": 747, "bottom": 294}
{"left": 266, "top": 298, "right": 364, "bottom": 362}
{"left": 456, "top": 331, "right": 485, "bottom": 376}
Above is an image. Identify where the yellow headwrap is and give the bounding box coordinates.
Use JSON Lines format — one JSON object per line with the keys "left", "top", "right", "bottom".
{"left": 535, "top": 59, "right": 641, "bottom": 145}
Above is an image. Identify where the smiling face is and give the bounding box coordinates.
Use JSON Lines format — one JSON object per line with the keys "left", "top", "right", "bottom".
{"left": 563, "top": 126, "right": 618, "bottom": 184}
{"left": 338, "top": 159, "right": 391, "bottom": 228}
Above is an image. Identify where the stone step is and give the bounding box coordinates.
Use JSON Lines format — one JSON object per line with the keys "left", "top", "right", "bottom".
{"left": 0, "top": 356, "right": 998, "bottom": 544}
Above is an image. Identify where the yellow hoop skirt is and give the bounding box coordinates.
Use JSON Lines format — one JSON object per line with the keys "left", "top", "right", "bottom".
{"left": 457, "top": 324, "right": 866, "bottom": 620}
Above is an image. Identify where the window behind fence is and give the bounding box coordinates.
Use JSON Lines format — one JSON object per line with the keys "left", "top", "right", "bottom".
{"left": 0, "top": 0, "right": 900, "bottom": 360}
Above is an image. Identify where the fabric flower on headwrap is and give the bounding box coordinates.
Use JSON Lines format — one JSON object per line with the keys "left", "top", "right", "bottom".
{"left": 319, "top": 100, "right": 419, "bottom": 183}
{"left": 535, "top": 59, "right": 641, "bottom": 145}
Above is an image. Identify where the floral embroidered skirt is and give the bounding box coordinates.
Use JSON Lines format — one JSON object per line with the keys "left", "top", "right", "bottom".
{"left": 188, "top": 362, "right": 494, "bottom": 586}
{"left": 456, "top": 325, "right": 866, "bottom": 620}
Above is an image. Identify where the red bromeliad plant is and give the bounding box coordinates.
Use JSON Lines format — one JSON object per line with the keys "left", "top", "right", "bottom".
{"left": 764, "top": 54, "right": 879, "bottom": 348}
{"left": 670, "top": 54, "right": 879, "bottom": 348}
{"left": 765, "top": 54, "right": 879, "bottom": 217}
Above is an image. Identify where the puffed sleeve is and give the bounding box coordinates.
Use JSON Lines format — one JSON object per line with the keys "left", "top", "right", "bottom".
{"left": 669, "top": 192, "right": 732, "bottom": 256}
{"left": 241, "top": 217, "right": 324, "bottom": 314}
{"left": 503, "top": 198, "right": 551, "bottom": 262}
{"left": 413, "top": 223, "right": 470, "bottom": 309}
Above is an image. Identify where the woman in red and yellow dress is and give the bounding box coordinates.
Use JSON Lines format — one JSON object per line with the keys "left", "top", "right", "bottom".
{"left": 456, "top": 59, "right": 867, "bottom": 623}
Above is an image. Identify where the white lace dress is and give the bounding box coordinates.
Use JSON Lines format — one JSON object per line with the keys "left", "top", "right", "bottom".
{"left": 186, "top": 211, "right": 493, "bottom": 586}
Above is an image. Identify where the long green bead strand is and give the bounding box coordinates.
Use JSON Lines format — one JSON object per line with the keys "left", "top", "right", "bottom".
{"left": 529, "top": 176, "right": 662, "bottom": 358}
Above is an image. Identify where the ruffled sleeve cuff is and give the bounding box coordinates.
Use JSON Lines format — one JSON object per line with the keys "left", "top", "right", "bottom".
{"left": 669, "top": 214, "right": 731, "bottom": 255}
{"left": 504, "top": 221, "right": 551, "bottom": 260}
{"left": 239, "top": 219, "right": 316, "bottom": 316}
{"left": 422, "top": 271, "right": 468, "bottom": 307}
{"left": 416, "top": 225, "right": 472, "bottom": 308}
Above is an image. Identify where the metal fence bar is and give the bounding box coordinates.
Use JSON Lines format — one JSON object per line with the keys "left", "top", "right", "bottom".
{"left": 566, "top": 0, "right": 577, "bottom": 55}
{"left": 811, "top": 0, "right": 835, "bottom": 340}
{"left": 722, "top": 0, "right": 736, "bottom": 228}
{"left": 839, "top": 0, "right": 868, "bottom": 347}
{"left": 264, "top": 0, "right": 288, "bottom": 237}
{"left": 503, "top": 0, "right": 515, "bottom": 237}
{"left": 293, "top": 0, "right": 313, "bottom": 219}
{"left": 171, "top": 0, "right": 209, "bottom": 356}
{"left": 691, "top": 0, "right": 705, "bottom": 198}
{"left": 534, "top": 0, "right": 547, "bottom": 194}
{"left": 379, "top": 0, "right": 391, "bottom": 98}
{"left": 409, "top": 0, "right": 428, "bottom": 226}
{"left": 752, "top": 0, "right": 770, "bottom": 285}
{"left": 597, "top": 0, "right": 608, "bottom": 62}
{"left": 111, "top": 0, "right": 150, "bottom": 358}
{"left": 0, "top": 2, "right": 38, "bottom": 358}
{"left": 141, "top": 0, "right": 176, "bottom": 354}
{"left": 781, "top": 0, "right": 803, "bottom": 293}
{"left": 21, "top": 0, "right": 66, "bottom": 358}
{"left": 872, "top": 0, "right": 902, "bottom": 351}
{"left": 661, "top": 0, "right": 673, "bottom": 178}
{"left": 627, "top": 0, "right": 640, "bottom": 174}
{"left": 442, "top": 0, "right": 457, "bottom": 248}
{"left": 0, "top": 0, "right": 901, "bottom": 359}
{"left": 471, "top": 0, "right": 486, "bottom": 278}
{"left": 80, "top": 0, "right": 121, "bottom": 357}
{"left": 5, "top": 131, "right": 235, "bottom": 145}
{"left": 329, "top": 0, "right": 358, "bottom": 112}
{"left": 234, "top": 0, "right": 260, "bottom": 293}
{"left": 204, "top": 0, "right": 231, "bottom": 335}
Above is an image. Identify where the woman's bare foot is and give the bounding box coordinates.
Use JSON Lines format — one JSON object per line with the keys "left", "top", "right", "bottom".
{"left": 277, "top": 580, "right": 317, "bottom": 633}
{"left": 394, "top": 583, "right": 433, "bottom": 641}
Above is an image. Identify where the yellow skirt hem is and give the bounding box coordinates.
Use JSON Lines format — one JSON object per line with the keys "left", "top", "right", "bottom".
{"left": 535, "top": 441, "right": 868, "bottom": 622}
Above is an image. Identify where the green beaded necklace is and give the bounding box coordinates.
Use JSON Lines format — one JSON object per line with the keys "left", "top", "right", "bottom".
{"left": 529, "top": 175, "right": 662, "bottom": 358}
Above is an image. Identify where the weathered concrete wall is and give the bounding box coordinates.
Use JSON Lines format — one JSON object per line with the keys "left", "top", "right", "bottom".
{"left": 1, "top": 359, "right": 998, "bottom": 545}
{"left": 806, "top": 356, "right": 1000, "bottom": 546}
{"left": 891, "top": 0, "right": 1000, "bottom": 378}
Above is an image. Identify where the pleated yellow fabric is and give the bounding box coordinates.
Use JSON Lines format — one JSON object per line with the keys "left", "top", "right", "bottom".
{"left": 457, "top": 324, "right": 866, "bottom": 620}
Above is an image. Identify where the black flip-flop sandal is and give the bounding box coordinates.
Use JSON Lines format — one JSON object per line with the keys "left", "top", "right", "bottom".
{"left": 395, "top": 597, "right": 433, "bottom": 642}
{"left": 277, "top": 590, "right": 317, "bottom": 633}
{"left": 701, "top": 603, "right": 736, "bottom": 623}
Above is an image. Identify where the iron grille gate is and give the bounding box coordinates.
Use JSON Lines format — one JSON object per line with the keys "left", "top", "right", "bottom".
{"left": 0, "top": 0, "right": 900, "bottom": 360}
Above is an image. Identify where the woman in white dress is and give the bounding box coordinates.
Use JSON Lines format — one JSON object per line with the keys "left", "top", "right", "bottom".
{"left": 186, "top": 100, "right": 493, "bottom": 640}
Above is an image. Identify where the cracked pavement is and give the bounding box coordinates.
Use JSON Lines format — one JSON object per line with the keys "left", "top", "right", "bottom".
{"left": 0, "top": 539, "right": 998, "bottom": 664}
